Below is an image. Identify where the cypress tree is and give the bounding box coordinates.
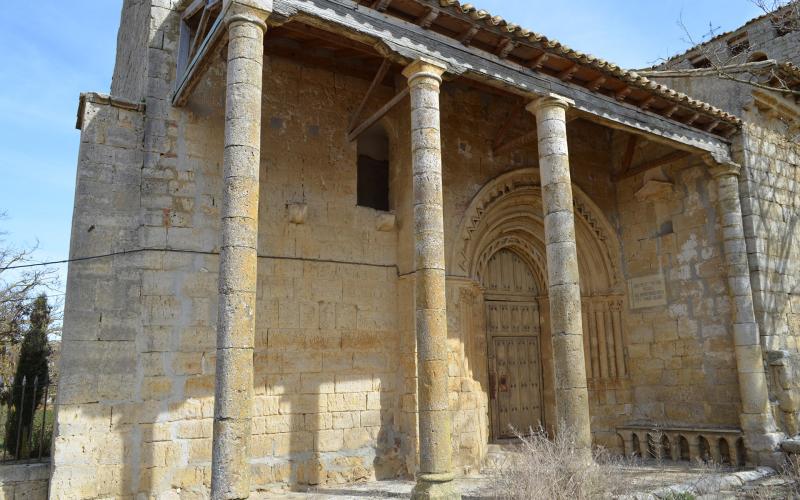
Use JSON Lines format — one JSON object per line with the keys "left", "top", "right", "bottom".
{"left": 5, "top": 294, "right": 50, "bottom": 457}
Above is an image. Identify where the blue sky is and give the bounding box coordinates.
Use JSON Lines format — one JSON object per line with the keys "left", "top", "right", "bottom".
{"left": 0, "top": 0, "right": 765, "bottom": 297}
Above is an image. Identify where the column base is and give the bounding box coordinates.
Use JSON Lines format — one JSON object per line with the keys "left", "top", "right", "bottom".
{"left": 411, "top": 473, "right": 461, "bottom": 500}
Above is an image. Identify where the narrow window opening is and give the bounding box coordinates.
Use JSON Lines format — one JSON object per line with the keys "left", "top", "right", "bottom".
{"left": 690, "top": 56, "right": 712, "bottom": 69}
{"left": 774, "top": 15, "right": 795, "bottom": 37}
{"left": 727, "top": 34, "right": 750, "bottom": 56}
{"left": 357, "top": 124, "right": 390, "bottom": 211}
{"left": 748, "top": 51, "right": 769, "bottom": 63}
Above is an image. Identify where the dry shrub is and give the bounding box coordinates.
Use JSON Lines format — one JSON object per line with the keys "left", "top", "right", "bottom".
{"left": 489, "top": 427, "right": 619, "bottom": 499}
{"left": 750, "top": 454, "right": 800, "bottom": 499}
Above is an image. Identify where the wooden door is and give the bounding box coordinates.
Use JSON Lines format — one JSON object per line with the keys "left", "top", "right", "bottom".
{"left": 487, "top": 302, "right": 544, "bottom": 439}
{"left": 482, "top": 248, "right": 544, "bottom": 440}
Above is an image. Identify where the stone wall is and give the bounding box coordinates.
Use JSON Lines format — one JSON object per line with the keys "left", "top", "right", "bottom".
{"left": 54, "top": 1, "right": 767, "bottom": 497}
{"left": 737, "top": 115, "right": 800, "bottom": 436}
{"left": 50, "top": 92, "right": 145, "bottom": 498}
{"left": 663, "top": 8, "right": 800, "bottom": 70}
{"left": 0, "top": 463, "right": 50, "bottom": 499}
{"left": 614, "top": 149, "right": 742, "bottom": 432}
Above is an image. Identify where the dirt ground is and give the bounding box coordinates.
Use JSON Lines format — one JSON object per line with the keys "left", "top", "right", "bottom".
{"left": 251, "top": 459, "right": 792, "bottom": 499}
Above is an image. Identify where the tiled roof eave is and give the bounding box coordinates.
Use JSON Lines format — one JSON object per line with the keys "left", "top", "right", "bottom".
{"left": 406, "top": 0, "right": 742, "bottom": 132}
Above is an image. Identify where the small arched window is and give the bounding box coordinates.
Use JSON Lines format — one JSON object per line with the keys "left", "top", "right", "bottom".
{"left": 356, "top": 124, "right": 390, "bottom": 211}
{"left": 748, "top": 51, "right": 768, "bottom": 62}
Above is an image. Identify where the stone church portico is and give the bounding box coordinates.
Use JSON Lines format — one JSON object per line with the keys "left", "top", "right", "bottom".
{"left": 48, "top": 0, "right": 799, "bottom": 498}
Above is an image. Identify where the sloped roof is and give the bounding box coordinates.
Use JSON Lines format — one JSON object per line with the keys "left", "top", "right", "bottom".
{"left": 359, "top": 0, "right": 742, "bottom": 136}
{"left": 657, "top": 3, "right": 795, "bottom": 68}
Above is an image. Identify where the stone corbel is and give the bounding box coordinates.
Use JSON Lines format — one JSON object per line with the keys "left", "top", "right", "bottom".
{"left": 375, "top": 213, "right": 396, "bottom": 231}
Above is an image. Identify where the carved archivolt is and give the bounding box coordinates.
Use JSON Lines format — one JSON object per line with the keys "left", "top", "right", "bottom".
{"left": 451, "top": 167, "right": 624, "bottom": 295}
{"left": 475, "top": 236, "right": 547, "bottom": 293}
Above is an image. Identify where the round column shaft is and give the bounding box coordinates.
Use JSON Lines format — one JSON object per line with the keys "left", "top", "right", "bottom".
{"left": 711, "top": 162, "right": 781, "bottom": 465}
{"left": 527, "top": 95, "right": 592, "bottom": 459}
{"left": 211, "top": 4, "right": 268, "bottom": 499}
{"left": 402, "top": 58, "right": 460, "bottom": 500}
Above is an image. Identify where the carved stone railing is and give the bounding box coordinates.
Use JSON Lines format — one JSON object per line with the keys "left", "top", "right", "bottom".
{"left": 618, "top": 425, "right": 745, "bottom": 466}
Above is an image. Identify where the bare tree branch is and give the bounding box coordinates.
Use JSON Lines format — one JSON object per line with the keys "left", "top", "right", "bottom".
{"left": 0, "top": 213, "right": 60, "bottom": 345}
{"left": 662, "top": 2, "right": 800, "bottom": 97}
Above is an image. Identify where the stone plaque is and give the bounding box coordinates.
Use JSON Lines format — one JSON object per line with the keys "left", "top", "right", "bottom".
{"left": 628, "top": 273, "right": 667, "bottom": 309}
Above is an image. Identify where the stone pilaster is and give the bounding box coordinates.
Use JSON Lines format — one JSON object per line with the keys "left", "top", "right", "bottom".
{"left": 709, "top": 160, "right": 782, "bottom": 465}
{"left": 402, "top": 58, "right": 460, "bottom": 500}
{"left": 527, "top": 95, "right": 592, "bottom": 458}
{"left": 211, "top": 2, "right": 270, "bottom": 498}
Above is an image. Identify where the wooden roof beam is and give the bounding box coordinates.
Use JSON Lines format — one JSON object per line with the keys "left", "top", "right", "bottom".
{"left": 587, "top": 75, "right": 606, "bottom": 91}
{"left": 639, "top": 96, "right": 657, "bottom": 111}
{"left": 685, "top": 112, "right": 701, "bottom": 126}
{"left": 529, "top": 52, "right": 549, "bottom": 70}
{"left": 348, "top": 86, "right": 409, "bottom": 142}
{"left": 612, "top": 150, "right": 692, "bottom": 181}
{"left": 615, "top": 86, "right": 632, "bottom": 102}
{"left": 664, "top": 104, "right": 680, "bottom": 118}
{"left": 495, "top": 38, "right": 517, "bottom": 59}
{"left": 372, "top": 0, "right": 392, "bottom": 12}
{"left": 274, "top": 0, "right": 735, "bottom": 160}
{"left": 618, "top": 135, "right": 639, "bottom": 176}
{"left": 558, "top": 63, "right": 579, "bottom": 81}
{"left": 459, "top": 25, "right": 480, "bottom": 46}
{"left": 417, "top": 8, "right": 439, "bottom": 29}
{"left": 348, "top": 58, "right": 391, "bottom": 132}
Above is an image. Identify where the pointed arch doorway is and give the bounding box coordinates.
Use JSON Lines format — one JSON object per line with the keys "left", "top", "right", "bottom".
{"left": 454, "top": 168, "right": 628, "bottom": 444}
{"left": 481, "top": 247, "right": 545, "bottom": 440}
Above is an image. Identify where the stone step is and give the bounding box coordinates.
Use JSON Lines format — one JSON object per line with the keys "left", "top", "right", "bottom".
{"left": 482, "top": 440, "right": 525, "bottom": 473}
{"left": 781, "top": 438, "right": 800, "bottom": 454}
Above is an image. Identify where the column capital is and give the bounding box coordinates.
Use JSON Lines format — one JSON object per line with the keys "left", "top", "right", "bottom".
{"left": 403, "top": 57, "right": 447, "bottom": 85}
{"left": 704, "top": 154, "right": 742, "bottom": 179}
{"left": 224, "top": 0, "right": 271, "bottom": 30}
{"left": 526, "top": 93, "right": 575, "bottom": 115}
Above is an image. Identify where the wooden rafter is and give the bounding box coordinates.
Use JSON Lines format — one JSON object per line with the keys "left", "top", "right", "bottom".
{"left": 558, "top": 64, "right": 579, "bottom": 81}
{"left": 281, "top": 24, "right": 377, "bottom": 56}
{"left": 684, "top": 112, "right": 701, "bottom": 126}
{"left": 664, "top": 104, "right": 680, "bottom": 118}
{"left": 615, "top": 86, "right": 632, "bottom": 102}
{"left": 588, "top": 76, "right": 606, "bottom": 91}
{"left": 618, "top": 135, "right": 639, "bottom": 175}
{"left": 495, "top": 38, "right": 516, "bottom": 59}
{"left": 639, "top": 96, "right": 657, "bottom": 110}
{"left": 417, "top": 8, "right": 439, "bottom": 28}
{"left": 348, "top": 87, "right": 409, "bottom": 142}
{"left": 372, "top": 0, "right": 392, "bottom": 11}
{"left": 530, "top": 52, "right": 549, "bottom": 70}
{"left": 612, "top": 150, "right": 691, "bottom": 181}
{"left": 348, "top": 59, "right": 391, "bottom": 132}
{"left": 348, "top": 0, "right": 735, "bottom": 140}
{"left": 459, "top": 25, "right": 480, "bottom": 46}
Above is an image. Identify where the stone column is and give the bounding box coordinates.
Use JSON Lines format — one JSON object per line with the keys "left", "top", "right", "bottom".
{"left": 402, "top": 58, "right": 459, "bottom": 500}
{"left": 709, "top": 159, "right": 781, "bottom": 466}
{"left": 211, "top": 2, "right": 270, "bottom": 498}
{"left": 527, "top": 95, "right": 592, "bottom": 459}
